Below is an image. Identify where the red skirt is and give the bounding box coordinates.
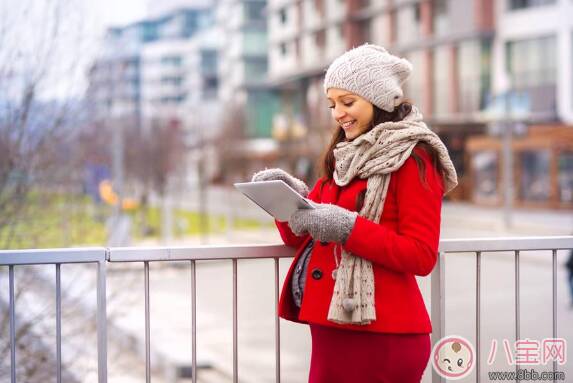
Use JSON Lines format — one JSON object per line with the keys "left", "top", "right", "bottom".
{"left": 309, "top": 325, "right": 430, "bottom": 383}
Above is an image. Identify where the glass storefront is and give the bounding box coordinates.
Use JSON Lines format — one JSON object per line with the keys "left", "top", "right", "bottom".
{"left": 472, "top": 151, "right": 499, "bottom": 203}
{"left": 558, "top": 152, "right": 573, "bottom": 203}
{"left": 467, "top": 127, "right": 573, "bottom": 209}
{"left": 518, "top": 151, "right": 551, "bottom": 202}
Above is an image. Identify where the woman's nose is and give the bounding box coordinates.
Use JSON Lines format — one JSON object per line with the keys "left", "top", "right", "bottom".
{"left": 332, "top": 106, "right": 346, "bottom": 120}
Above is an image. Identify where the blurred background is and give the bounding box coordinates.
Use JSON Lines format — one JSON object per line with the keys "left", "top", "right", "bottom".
{"left": 1, "top": 0, "right": 573, "bottom": 382}
{"left": 0, "top": 0, "right": 572, "bottom": 249}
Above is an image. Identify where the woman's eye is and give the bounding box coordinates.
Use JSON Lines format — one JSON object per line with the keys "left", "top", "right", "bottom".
{"left": 327, "top": 101, "right": 353, "bottom": 109}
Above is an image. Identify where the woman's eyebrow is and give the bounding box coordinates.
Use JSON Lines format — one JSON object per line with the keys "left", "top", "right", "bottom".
{"left": 327, "top": 93, "right": 355, "bottom": 101}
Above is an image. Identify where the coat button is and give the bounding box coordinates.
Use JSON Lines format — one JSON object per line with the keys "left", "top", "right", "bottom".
{"left": 311, "top": 268, "right": 323, "bottom": 280}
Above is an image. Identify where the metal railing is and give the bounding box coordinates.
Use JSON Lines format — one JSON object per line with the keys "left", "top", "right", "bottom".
{"left": 1, "top": 248, "right": 108, "bottom": 383}
{"left": 1, "top": 236, "right": 572, "bottom": 383}
{"left": 433, "top": 236, "right": 573, "bottom": 383}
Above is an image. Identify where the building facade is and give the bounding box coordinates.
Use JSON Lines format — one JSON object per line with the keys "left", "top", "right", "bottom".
{"left": 467, "top": 0, "right": 573, "bottom": 209}
{"left": 214, "top": 0, "right": 281, "bottom": 183}
{"left": 266, "top": 0, "right": 573, "bottom": 209}
{"left": 87, "top": 6, "right": 215, "bottom": 125}
{"left": 266, "top": 0, "right": 495, "bottom": 196}
{"left": 86, "top": 6, "right": 219, "bottom": 188}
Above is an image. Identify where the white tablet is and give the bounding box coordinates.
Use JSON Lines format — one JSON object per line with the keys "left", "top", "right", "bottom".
{"left": 234, "top": 180, "right": 316, "bottom": 222}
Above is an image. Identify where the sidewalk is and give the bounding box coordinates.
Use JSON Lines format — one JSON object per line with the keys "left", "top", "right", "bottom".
{"left": 140, "top": 201, "right": 573, "bottom": 247}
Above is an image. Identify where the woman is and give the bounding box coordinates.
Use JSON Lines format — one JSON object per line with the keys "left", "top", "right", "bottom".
{"left": 253, "top": 44, "right": 458, "bottom": 382}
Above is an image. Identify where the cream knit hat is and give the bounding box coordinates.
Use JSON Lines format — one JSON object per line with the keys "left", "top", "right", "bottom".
{"left": 323, "top": 43, "right": 413, "bottom": 112}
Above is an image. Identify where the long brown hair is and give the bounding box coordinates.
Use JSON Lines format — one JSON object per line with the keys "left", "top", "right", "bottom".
{"left": 319, "top": 102, "right": 446, "bottom": 209}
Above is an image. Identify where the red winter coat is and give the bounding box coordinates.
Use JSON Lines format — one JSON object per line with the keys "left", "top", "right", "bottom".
{"left": 276, "top": 146, "right": 444, "bottom": 334}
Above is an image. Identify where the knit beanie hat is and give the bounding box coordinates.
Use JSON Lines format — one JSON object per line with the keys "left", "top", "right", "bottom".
{"left": 323, "top": 43, "right": 413, "bottom": 112}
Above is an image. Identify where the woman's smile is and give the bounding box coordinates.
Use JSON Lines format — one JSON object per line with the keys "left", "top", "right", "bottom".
{"left": 340, "top": 120, "right": 356, "bottom": 130}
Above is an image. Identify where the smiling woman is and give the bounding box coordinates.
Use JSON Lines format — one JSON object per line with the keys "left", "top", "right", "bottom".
{"left": 252, "top": 43, "right": 459, "bottom": 383}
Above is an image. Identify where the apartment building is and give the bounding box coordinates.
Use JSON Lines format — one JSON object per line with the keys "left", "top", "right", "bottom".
{"left": 267, "top": 0, "right": 573, "bottom": 208}
{"left": 214, "top": 0, "right": 279, "bottom": 183}
{"left": 465, "top": 0, "right": 573, "bottom": 209}
{"left": 266, "top": 0, "right": 495, "bottom": 193}
{"left": 87, "top": 7, "right": 215, "bottom": 126}
{"left": 140, "top": 27, "right": 221, "bottom": 143}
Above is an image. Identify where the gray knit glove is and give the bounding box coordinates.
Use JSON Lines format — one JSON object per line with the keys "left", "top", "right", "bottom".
{"left": 288, "top": 203, "right": 358, "bottom": 244}
{"left": 251, "top": 168, "right": 309, "bottom": 197}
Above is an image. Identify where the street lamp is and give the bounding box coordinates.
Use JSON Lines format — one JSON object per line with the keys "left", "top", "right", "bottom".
{"left": 480, "top": 89, "right": 530, "bottom": 229}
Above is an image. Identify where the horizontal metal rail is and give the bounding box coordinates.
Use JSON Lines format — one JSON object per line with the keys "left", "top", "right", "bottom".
{"left": 439, "top": 236, "right": 573, "bottom": 252}
{"left": 0, "top": 247, "right": 107, "bottom": 265}
{"left": 107, "top": 244, "right": 294, "bottom": 262}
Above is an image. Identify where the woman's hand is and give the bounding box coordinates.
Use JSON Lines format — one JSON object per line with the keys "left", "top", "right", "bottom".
{"left": 288, "top": 203, "right": 358, "bottom": 244}
{"left": 251, "top": 168, "right": 309, "bottom": 197}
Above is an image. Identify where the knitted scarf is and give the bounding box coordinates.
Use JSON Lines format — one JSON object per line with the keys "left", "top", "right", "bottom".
{"left": 327, "top": 105, "right": 458, "bottom": 325}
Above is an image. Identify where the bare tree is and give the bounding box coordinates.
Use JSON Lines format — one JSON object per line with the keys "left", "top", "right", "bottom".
{"left": 213, "top": 104, "right": 249, "bottom": 184}
{"left": 0, "top": 0, "right": 91, "bottom": 247}
{"left": 0, "top": 0, "right": 127, "bottom": 381}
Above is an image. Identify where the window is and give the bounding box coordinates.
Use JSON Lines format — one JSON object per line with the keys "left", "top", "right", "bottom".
{"left": 506, "top": 36, "right": 556, "bottom": 114}
{"left": 280, "top": 42, "right": 287, "bottom": 56}
{"left": 506, "top": 36, "right": 556, "bottom": 89}
{"left": 279, "top": 7, "right": 287, "bottom": 24}
{"left": 508, "top": 0, "right": 556, "bottom": 10}
{"left": 244, "top": 30, "right": 267, "bottom": 55}
{"left": 395, "top": 4, "right": 421, "bottom": 45}
{"left": 160, "top": 76, "right": 183, "bottom": 86}
{"left": 558, "top": 152, "right": 573, "bottom": 203}
{"left": 519, "top": 151, "right": 551, "bottom": 202}
{"left": 472, "top": 151, "right": 499, "bottom": 203}
{"left": 203, "top": 77, "right": 218, "bottom": 99}
{"left": 433, "top": 0, "right": 449, "bottom": 36}
{"left": 432, "top": 46, "right": 450, "bottom": 117}
{"left": 201, "top": 50, "right": 217, "bottom": 75}
{"left": 245, "top": 2, "right": 265, "bottom": 21}
{"left": 457, "top": 39, "right": 490, "bottom": 113}
{"left": 161, "top": 55, "right": 183, "bottom": 66}
{"left": 245, "top": 59, "right": 268, "bottom": 81}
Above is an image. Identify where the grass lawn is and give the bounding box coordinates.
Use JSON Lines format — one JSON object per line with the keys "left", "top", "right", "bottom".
{"left": 0, "top": 193, "right": 272, "bottom": 249}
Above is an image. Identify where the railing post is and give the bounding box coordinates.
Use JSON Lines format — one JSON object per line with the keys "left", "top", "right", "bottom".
{"left": 56, "top": 264, "right": 62, "bottom": 383}
{"left": 431, "top": 252, "right": 445, "bottom": 383}
{"left": 191, "top": 260, "right": 197, "bottom": 383}
{"left": 232, "top": 259, "right": 238, "bottom": 383}
{"left": 97, "top": 259, "right": 108, "bottom": 383}
{"left": 9, "top": 265, "right": 16, "bottom": 383}
{"left": 274, "top": 258, "right": 281, "bottom": 383}
{"left": 476, "top": 251, "right": 482, "bottom": 383}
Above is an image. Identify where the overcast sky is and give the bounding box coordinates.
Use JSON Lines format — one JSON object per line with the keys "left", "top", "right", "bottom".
{"left": 0, "top": 0, "right": 149, "bottom": 101}
{"left": 1, "top": 0, "right": 218, "bottom": 101}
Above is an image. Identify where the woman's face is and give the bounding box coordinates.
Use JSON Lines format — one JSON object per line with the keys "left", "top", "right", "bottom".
{"left": 326, "top": 88, "right": 374, "bottom": 141}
